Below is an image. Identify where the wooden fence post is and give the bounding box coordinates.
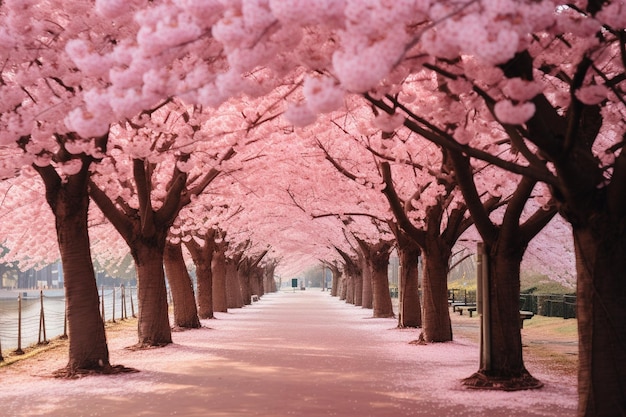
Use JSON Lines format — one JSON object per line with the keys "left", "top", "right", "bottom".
{"left": 130, "top": 286, "right": 136, "bottom": 318}
{"left": 121, "top": 285, "right": 127, "bottom": 319}
{"left": 62, "top": 307, "right": 68, "bottom": 339}
{"left": 38, "top": 290, "right": 47, "bottom": 345}
{"left": 15, "top": 293, "right": 24, "bottom": 355}
{"left": 112, "top": 286, "right": 116, "bottom": 323}
{"left": 101, "top": 285, "right": 105, "bottom": 324}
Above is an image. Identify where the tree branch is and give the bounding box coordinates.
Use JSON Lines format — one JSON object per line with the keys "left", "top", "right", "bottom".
{"left": 88, "top": 179, "right": 135, "bottom": 243}
{"left": 183, "top": 147, "right": 237, "bottom": 203}
{"left": 447, "top": 149, "right": 498, "bottom": 243}
{"left": 380, "top": 162, "right": 426, "bottom": 246}
{"left": 132, "top": 159, "right": 156, "bottom": 237}
{"left": 316, "top": 139, "right": 358, "bottom": 182}
{"left": 366, "top": 94, "right": 559, "bottom": 187}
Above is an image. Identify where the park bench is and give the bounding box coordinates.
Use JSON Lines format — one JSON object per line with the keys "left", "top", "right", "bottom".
{"left": 454, "top": 306, "right": 535, "bottom": 328}
{"left": 519, "top": 310, "right": 534, "bottom": 328}
{"left": 457, "top": 305, "right": 478, "bottom": 317}
{"left": 450, "top": 301, "right": 473, "bottom": 312}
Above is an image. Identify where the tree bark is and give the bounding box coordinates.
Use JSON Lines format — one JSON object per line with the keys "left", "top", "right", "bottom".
{"left": 339, "top": 273, "right": 348, "bottom": 300}
{"left": 263, "top": 263, "right": 277, "bottom": 294}
{"left": 249, "top": 266, "right": 262, "bottom": 298}
{"left": 397, "top": 238, "right": 422, "bottom": 328}
{"left": 225, "top": 257, "right": 244, "bottom": 308}
{"left": 352, "top": 271, "right": 363, "bottom": 306}
{"left": 185, "top": 231, "right": 216, "bottom": 319}
{"left": 361, "top": 257, "right": 373, "bottom": 309}
{"left": 357, "top": 238, "right": 394, "bottom": 318}
{"left": 422, "top": 239, "right": 453, "bottom": 342}
{"left": 132, "top": 240, "right": 172, "bottom": 346}
{"left": 345, "top": 273, "right": 355, "bottom": 304}
{"left": 164, "top": 241, "right": 201, "bottom": 328}
{"left": 237, "top": 261, "right": 253, "bottom": 305}
{"left": 573, "top": 224, "right": 626, "bottom": 416}
{"left": 328, "top": 264, "right": 342, "bottom": 297}
{"left": 482, "top": 240, "right": 529, "bottom": 379}
{"left": 211, "top": 243, "right": 228, "bottom": 313}
{"left": 369, "top": 246, "right": 394, "bottom": 318}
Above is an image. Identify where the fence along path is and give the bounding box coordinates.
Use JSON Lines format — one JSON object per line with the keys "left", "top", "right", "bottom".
{"left": 0, "top": 286, "right": 135, "bottom": 357}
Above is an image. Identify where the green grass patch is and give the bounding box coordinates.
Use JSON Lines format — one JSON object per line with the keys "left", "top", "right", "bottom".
{"left": 522, "top": 315, "right": 578, "bottom": 337}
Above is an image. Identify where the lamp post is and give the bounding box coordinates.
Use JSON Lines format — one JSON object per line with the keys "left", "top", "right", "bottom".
{"left": 477, "top": 242, "right": 491, "bottom": 371}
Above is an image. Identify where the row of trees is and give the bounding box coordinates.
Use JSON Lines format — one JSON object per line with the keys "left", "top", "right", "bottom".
{"left": 0, "top": 1, "right": 621, "bottom": 415}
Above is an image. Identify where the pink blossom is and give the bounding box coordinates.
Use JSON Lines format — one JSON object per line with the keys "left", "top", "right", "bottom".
{"left": 65, "top": 108, "right": 109, "bottom": 138}
{"left": 575, "top": 85, "right": 608, "bottom": 105}
{"left": 373, "top": 112, "right": 405, "bottom": 133}
{"left": 502, "top": 78, "right": 544, "bottom": 102}
{"left": 284, "top": 103, "right": 317, "bottom": 127}
{"left": 302, "top": 75, "right": 344, "bottom": 113}
{"left": 494, "top": 100, "right": 536, "bottom": 125}
{"left": 58, "top": 159, "right": 83, "bottom": 176}
{"left": 597, "top": 2, "right": 626, "bottom": 29}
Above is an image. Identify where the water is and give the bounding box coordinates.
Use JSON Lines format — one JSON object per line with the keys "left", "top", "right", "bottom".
{"left": 0, "top": 287, "right": 136, "bottom": 353}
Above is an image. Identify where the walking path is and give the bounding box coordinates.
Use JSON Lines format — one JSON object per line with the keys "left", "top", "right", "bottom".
{"left": 1, "top": 289, "right": 577, "bottom": 416}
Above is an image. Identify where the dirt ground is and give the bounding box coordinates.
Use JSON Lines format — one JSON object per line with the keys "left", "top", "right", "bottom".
{"left": 449, "top": 309, "right": 578, "bottom": 378}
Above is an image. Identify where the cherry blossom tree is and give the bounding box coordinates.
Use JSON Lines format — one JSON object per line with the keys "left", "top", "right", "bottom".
{"left": 26, "top": 0, "right": 619, "bottom": 412}
{"left": 0, "top": 0, "right": 133, "bottom": 375}
{"left": 87, "top": 101, "right": 239, "bottom": 346}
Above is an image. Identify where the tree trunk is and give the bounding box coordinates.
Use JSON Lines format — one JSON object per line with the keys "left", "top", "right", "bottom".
{"left": 573, "top": 225, "right": 626, "bottom": 417}
{"left": 211, "top": 246, "right": 228, "bottom": 313}
{"left": 185, "top": 234, "right": 215, "bottom": 319}
{"left": 225, "top": 258, "right": 244, "bottom": 308}
{"left": 421, "top": 240, "right": 452, "bottom": 342}
{"left": 487, "top": 243, "right": 525, "bottom": 377}
{"left": 55, "top": 185, "right": 110, "bottom": 371}
{"left": 37, "top": 162, "right": 110, "bottom": 374}
{"left": 132, "top": 241, "right": 172, "bottom": 346}
{"left": 463, "top": 240, "right": 541, "bottom": 390}
{"left": 250, "top": 267, "right": 262, "bottom": 297}
{"left": 361, "top": 257, "right": 373, "bottom": 309}
{"left": 398, "top": 241, "right": 422, "bottom": 328}
{"left": 263, "top": 263, "right": 277, "bottom": 294}
{"left": 345, "top": 273, "right": 355, "bottom": 304}
{"left": 330, "top": 265, "right": 341, "bottom": 297}
{"left": 164, "top": 241, "right": 201, "bottom": 328}
{"left": 339, "top": 273, "right": 348, "bottom": 300}
{"left": 370, "top": 249, "right": 394, "bottom": 318}
{"left": 353, "top": 272, "right": 363, "bottom": 306}
{"left": 238, "top": 265, "right": 252, "bottom": 305}
{"left": 357, "top": 239, "right": 394, "bottom": 318}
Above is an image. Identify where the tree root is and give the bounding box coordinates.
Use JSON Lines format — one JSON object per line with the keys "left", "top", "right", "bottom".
{"left": 53, "top": 364, "right": 139, "bottom": 379}
{"left": 462, "top": 371, "right": 544, "bottom": 391}
{"left": 125, "top": 341, "right": 171, "bottom": 351}
{"left": 408, "top": 332, "right": 428, "bottom": 345}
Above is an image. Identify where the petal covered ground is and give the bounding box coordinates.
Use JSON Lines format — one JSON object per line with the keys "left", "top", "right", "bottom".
{"left": 0, "top": 289, "right": 577, "bottom": 417}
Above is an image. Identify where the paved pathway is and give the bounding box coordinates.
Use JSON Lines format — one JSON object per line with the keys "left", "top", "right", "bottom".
{"left": 1, "top": 289, "right": 577, "bottom": 417}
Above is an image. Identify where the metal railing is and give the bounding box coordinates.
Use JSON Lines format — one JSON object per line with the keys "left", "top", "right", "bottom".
{"left": 519, "top": 293, "right": 577, "bottom": 318}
